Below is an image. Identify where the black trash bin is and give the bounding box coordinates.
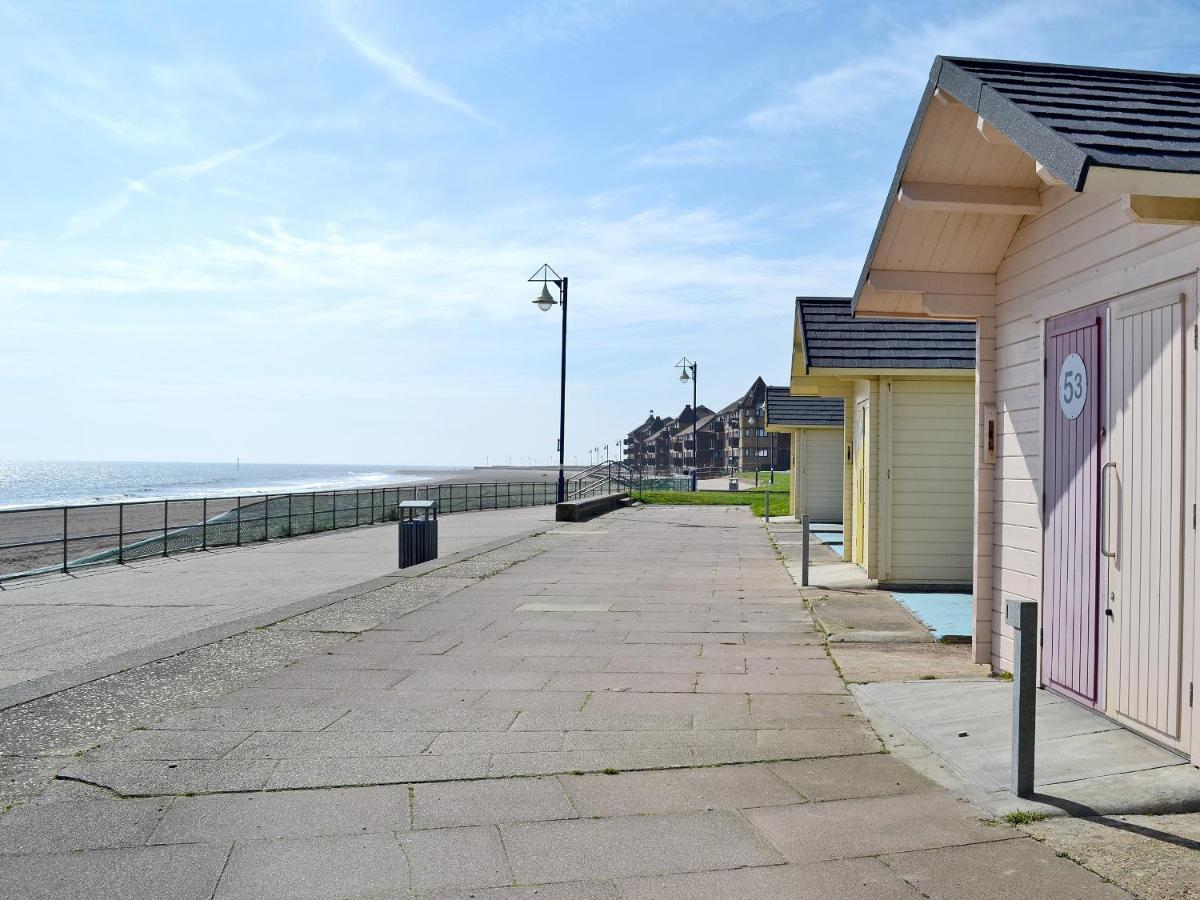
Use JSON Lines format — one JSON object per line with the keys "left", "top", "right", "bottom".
{"left": 398, "top": 500, "right": 438, "bottom": 568}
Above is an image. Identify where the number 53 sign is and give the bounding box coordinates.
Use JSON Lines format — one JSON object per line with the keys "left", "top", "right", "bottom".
{"left": 1059, "top": 352, "right": 1087, "bottom": 420}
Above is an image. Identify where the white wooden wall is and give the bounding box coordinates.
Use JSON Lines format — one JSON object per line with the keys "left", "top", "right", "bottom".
{"left": 887, "top": 379, "right": 975, "bottom": 585}
{"left": 796, "top": 428, "right": 844, "bottom": 523}
{"left": 991, "top": 186, "right": 1200, "bottom": 672}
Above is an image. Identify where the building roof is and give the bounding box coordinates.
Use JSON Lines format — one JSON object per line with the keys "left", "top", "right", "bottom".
{"left": 935, "top": 56, "right": 1200, "bottom": 190}
{"left": 764, "top": 387, "right": 844, "bottom": 427}
{"left": 796, "top": 297, "right": 975, "bottom": 372}
{"left": 853, "top": 56, "right": 1200, "bottom": 316}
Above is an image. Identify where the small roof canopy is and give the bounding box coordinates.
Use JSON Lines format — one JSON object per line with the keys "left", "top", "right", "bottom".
{"left": 764, "top": 387, "right": 844, "bottom": 428}
{"left": 794, "top": 297, "right": 975, "bottom": 376}
{"left": 854, "top": 56, "right": 1200, "bottom": 319}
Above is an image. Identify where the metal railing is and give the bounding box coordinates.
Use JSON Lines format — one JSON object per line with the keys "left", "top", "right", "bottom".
{"left": 0, "top": 477, "right": 622, "bottom": 584}
{"left": 567, "top": 460, "right": 640, "bottom": 499}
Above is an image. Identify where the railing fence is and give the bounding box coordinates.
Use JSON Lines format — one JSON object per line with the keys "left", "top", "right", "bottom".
{"left": 0, "top": 476, "right": 622, "bottom": 584}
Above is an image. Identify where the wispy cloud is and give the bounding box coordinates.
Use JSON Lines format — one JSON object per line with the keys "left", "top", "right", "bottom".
{"left": 63, "top": 133, "right": 283, "bottom": 238}
{"left": 746, "top": 0, "right": 1090, "bottom": 133}
{"left": 634, "top": 137, "right": 739, "bottom": 167}
{"left": 325, "top": 4, "right": 489, "bottom": 125}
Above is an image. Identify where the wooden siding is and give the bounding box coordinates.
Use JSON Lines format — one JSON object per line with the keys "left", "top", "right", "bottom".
{"left": 888, "top": 379, "right": 975, "bottom": 584}
{"left": 992, "top": 186, "right": 1200, "bottom": 679}
{"left": 798, "top": 428, "right": 844, "bottom": 523}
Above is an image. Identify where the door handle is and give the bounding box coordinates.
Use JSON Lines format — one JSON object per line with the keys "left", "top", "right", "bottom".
{"left": 1101, "top": 461, "right": 1117, "bottom": 559}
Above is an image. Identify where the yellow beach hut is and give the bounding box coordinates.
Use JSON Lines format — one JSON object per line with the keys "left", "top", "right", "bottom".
{"left": 850, "top": 55, "right": 1200, "bottom": 763}
{"left": 763, "top": 387, "right": 844, "bottom": 523}
{"left": 791, "top": 297, "right": 976, "bottom": 587}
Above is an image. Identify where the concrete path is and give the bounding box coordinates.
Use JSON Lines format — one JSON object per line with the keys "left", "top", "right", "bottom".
{"left": 0, "top": 507, "right": 555, "bottom": 700}
{"left": 0, "top": 507, "right": 1124, "bottom": 897}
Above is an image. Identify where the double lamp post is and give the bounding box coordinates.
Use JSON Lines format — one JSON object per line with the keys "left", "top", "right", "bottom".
{"left": 529, "top": 265, "right": 569, "bottom": 504}
{"left": 676, "top": 357, "right": 698, "bottom": 491}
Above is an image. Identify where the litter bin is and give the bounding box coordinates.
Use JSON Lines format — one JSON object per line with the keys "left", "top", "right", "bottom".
{"left": 728, "top": 476, "right": 739, "bottom": 491}
{"left": 398, "top": 500, "right": 438, "bottom": 568}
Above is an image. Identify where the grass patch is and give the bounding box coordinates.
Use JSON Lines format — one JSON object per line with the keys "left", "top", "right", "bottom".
{"left": 635, "top": 488, "right": 790, "bottom": 518}
{"left": 1003, "top": 810, "right": 1048, "bottom": 825}
{"left": 991, "top": 670, "right": 1014, "bottom": 682}
{"left": 919, "top": 674, "right": 938, "bottom": 680}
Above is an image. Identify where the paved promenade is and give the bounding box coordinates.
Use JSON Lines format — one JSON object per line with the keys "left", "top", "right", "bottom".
{"left": 0, "top": 507, "right": 1124, "bottom": 897}
{"left": 0, "top": 506, "right": 555, "bottom": 701}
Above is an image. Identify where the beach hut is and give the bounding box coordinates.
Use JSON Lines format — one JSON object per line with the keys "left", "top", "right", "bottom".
{"left": 763, "top": 386, "right": 844, "bottom": 523}
{"left": 851, "top": 56, "right": 1200, "bottom": 762}
{"left": 791, "top": 297, "right": 975, "bottom": 586}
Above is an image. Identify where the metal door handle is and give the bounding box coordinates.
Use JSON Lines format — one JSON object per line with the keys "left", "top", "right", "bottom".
{"left": 1101, "top": 462, "right": 1117, "bottom": 559}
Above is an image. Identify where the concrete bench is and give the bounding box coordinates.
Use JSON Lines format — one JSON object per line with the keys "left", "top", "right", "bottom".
{"left": 555, "top": 493, "right": 629, "bottom": 522}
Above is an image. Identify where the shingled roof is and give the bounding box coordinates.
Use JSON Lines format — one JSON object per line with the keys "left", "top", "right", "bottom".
{"left": 934, "top": 57, "right": 1200, "bottom": 190}
{"left": 764, "top": 387, "right": 844, "bottom": 428}
{"left": 796, "top": 297, "right": 975, "bottom": 372}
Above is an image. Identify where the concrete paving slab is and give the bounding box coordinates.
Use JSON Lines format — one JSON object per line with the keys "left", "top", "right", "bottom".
{"left": 768, "top": 754, "right": 937, "bottom": 802}
{"left": 0, "top": 797, "right": 170, "bottom": 851}
{"left": 224, "top": 730, "right": 436, "bottom": 759}
{"left": 428, "top": 883, "right": 619, "bottom": 900}
{"left": 617, "top": 858, "right": 922, "bottom": 899}
{"left": 744, "top": 792, "right": 1014, "bottom": 862}
{"left": 560, "top": 764, "right": 803, "bottom": 816}
{"left": 854, "top": 680, "right": 1200, "bottom": 816}
{"left": 832, "top": 642, "right": 990, "bottom": 683}
{"left": 502, "top": 811, "right": 785, "bottom": 883}
{"left": 411, "top": 776, "right": 575, "bottom": 829}
{"left": 60, "top": 758, "right": 277, "bottom": 796}
{"left": 697, "top": 673, "right": 847, "bottom": 694}
{"left": 145, "top": 706, "right": 347, "bottom": 732}
{"left": 516, "top": 602, "right": 612, "bottom": 612}
{"left": 266, "top": 754, "right": 489, "bottom": 790}
{"left": 87, "top": 728, "right": 252, "bottom": 760}
{"left": 150, "top": 785, "right": 409, "bottom": 843}
{"left": 0, "top": 843, "right": 230, "bottom": 900}
{"left": 399, "top": 825, "right": 511, "bottom": 893}
{"left": 215, "top": 833, "right": 408, "bottom": 899}
{"left": 881, "top": 836, "right": 1130, "bottom": 899}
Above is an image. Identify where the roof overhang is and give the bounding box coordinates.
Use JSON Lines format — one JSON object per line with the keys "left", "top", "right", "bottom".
{"left": 852, "top": 56, "right": 1200, "bottom": 319}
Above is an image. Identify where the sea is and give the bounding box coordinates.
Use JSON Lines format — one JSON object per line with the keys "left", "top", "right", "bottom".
{"left": 0, "top": 460, "right": 464, "bottom": 510}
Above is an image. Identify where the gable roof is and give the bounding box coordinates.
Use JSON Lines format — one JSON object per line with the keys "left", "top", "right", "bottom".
{"left": 796, "top": 297, "right": 975, "bottom": 372}
{"left": 937, "top": 57, "right": 1200, "bottom": 189}
{"left": 853, "top": 56, "right": 1200, "bottom": 315}
{"left": 765, "top": 387, "right": 844, "bottom": 427}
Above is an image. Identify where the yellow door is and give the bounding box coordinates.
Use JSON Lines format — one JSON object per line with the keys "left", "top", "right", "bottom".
{"left": 853, "top": 401, "right": 868, "bottom": 566}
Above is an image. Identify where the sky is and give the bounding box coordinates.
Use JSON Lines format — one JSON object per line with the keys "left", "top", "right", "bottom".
{"left": 3, "top": 0, "right": 1200, "bottom": 467}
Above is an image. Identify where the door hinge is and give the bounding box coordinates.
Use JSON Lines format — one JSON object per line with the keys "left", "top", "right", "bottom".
{"left": 1194, "top": 323, "right": 1197, "bottom": 350}
{"left": 1043, "top": 357, "right": 1048, "bottom": 378}
{"left": 1190, "top": 682, "right": 1194, "bottom": 708}
{"left": 1194, "top": 504, "right": 1197, "bottom": 530}
{"left": 1039, "top": 627, "right": 1044, "bottom": 647}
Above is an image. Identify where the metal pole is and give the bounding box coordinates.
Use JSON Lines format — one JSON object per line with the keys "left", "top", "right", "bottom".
{"left": 764, "top": 486, "right": 770, "bottom": 523}
{"left": 162, "top": 500, "right": 169, "bottom": 556}
{"left": 1008, "top": 599, "right": 1038, "bottom": 797}
{"left": 263, "top": 494, "right": 270, "bottom": 541}
{"left": 62, "top": 507, "right": 68, "bottom": 573}
{"left": 556, "top": 277, "right": 568, "bottom": 504}
{"left": 801, "top": 514, "right": 810, "bottom": 587}
{"left": 312, "top": 491, "right": 317, "bottom": 533}
{"left": 236, "top": 498, "right": 242, "bottom": 546}
{"left": 202, "top": 497, "right": 208, "bottom": 550}
{"left": 691, "top": 362, "right": 698, "bottom": 491}
{"left": 118, "top": 503, "right": 124, "bottom": 564}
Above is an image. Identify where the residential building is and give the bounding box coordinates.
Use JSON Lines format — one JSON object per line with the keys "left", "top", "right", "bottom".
{"left": 623, "top": 411, "right": 664, "bottom": 470}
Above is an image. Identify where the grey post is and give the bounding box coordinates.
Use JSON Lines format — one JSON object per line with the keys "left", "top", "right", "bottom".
{"left": 763, "top": 486, "right": 770, "bottom": 522}
{"left": 801, "top": 514, "right": 810, "bottom": 587}
{"left": 1007, "top": 599, "right": 1038, "bottom": 797}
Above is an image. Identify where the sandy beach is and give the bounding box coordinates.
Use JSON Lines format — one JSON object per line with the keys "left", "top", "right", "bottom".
{"left": 0, "top": 466, "right": 586, "bottom": 581}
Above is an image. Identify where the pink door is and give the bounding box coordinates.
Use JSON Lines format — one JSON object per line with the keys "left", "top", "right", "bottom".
{"left": 1042, "top": 305, "right": 1105, "bottom": 707}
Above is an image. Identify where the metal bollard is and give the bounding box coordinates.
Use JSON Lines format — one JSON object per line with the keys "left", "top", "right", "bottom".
{"left": 1007, "top": 599, "right": 1037, "bottom": 797}
{"left": 763, "top": 486, "right": 770, "bottom": 522}
{"left": 801, "top": 514, "right": 810, "bottom": 587}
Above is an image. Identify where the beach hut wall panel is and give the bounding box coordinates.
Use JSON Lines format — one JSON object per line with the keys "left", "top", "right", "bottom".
{"left": 887, "top": 380, "right": 975, "bottom": 585}
{"left": 795, "top": 429, "right": 844, "bottom": 522}
{"left": 849, "top": 56, "right": 1200, "bottom": 761}
{"left": 763, "top": 388, "right": 845, "bottom": 523}
{"left": 790, "top": 298, "right": 975, "bottom": 584}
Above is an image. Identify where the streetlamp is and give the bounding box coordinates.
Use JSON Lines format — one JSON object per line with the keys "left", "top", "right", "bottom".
{"left": 529, "top": 264, "right": 569, "bottom": 504}
{"left": 676, "top": 357, "right": 698, "bottom": 490}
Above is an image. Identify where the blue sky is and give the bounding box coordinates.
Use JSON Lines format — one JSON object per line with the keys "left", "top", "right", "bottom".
{"left": 4, "top": 0, "right": 1200, "bottom": 466}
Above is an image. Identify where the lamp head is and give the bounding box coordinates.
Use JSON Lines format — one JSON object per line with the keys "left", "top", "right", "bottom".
{"left": 679, "top": 369, "right": 690, "bottom": 383}
{"left": 533, "top": 283, "right": 557, "bottom": 312}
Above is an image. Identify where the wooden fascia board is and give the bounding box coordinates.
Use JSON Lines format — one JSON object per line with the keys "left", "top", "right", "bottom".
{"left": 1123, "top": 194, "right": 1200, "bottom": 225}
{"left": 766, "top": 422, "right": 841, "bottom": 434}
{"left": 808, "top": 367, "right": 973, "bottom": 380}
{"left": 897, "top": 182, "right": 1042, "bottom": 216}
{"left": 867, "top": 270, "right": 995, "bottom": 295}
{"left": 1084, "top": 166, "right": 1200, "bottom": 199}
{"left": 858, "top": 284, "right": 994, "bottom": 320}
{"left": 789, "top": 376, "right": 853, "bottom": 398}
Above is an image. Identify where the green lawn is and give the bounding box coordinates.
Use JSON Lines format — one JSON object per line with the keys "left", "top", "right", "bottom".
{"left": 637, "top": 488, "right": 790, "bottom": 518}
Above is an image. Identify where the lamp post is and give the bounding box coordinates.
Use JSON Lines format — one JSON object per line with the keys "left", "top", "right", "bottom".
{"left": 676, "top": 357, "right": 698, "bottom": 491}
{"left": 529, "top": 264, "right": 569, "bottom": 504}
